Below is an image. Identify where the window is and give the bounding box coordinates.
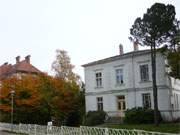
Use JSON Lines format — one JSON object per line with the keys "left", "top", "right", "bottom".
{"left": 116, "top": 69, "right": 123, "bottom": 84}
{"left": 117, "top": 95, "right": 126, "bottom": 110}
{"left": 95, "top": 72, "right": 102, "bottom": 87}
{"left": 140, "top": 64, "right": 149, "bottom": 82}
{"left": 174, "top": 93, "right": 179, "bottom": 109}
{"left": 142, "top": 93, "right": 151, "bottom": 108}
{"left": 176, "top": 94, "right": 179, "bottom": 109}
{"left": 97, "top": 97, "right": 103, "bottom": 110}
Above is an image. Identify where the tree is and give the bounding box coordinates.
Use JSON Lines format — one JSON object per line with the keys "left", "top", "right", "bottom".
{"left": 0, "top": 74, "right": 82, "bottom": 125}
{"left": 0, "top": 75, "right": 41, "bottom": 123}
{"left": 130, "top": 3, "right": 176, "bottom": 126}
{"left": 161, "top": 20, "right": 180, "bottom": 79}
{"left": 170, "top": 25, "right": 180, "bottom": 78}
{"left": 66, "top": 82, "right": 86, "bottom": 126}
{"left": 52, "top": 50, "right": 79, "bottom": 82}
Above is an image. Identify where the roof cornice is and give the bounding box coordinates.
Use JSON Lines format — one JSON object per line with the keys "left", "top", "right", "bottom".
{"left": 82, "top": 49, "right": 151, "bottom": 67}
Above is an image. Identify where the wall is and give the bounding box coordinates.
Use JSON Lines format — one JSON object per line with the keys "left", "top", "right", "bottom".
{"left": 84, "top": 51, "right": 176, "bottom": 120}
{"left": 84, "top": 52, "right": 168, "bottom": 94}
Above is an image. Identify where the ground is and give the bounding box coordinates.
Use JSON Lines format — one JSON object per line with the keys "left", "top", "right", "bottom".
{"left": 100, "top": 123, "right": 180, "bottom": 133}
{"left": 0, "top": 130, "right": 17, "bottom": 135}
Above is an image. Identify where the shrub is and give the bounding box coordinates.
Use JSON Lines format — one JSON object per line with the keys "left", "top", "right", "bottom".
{"left": 124, "top": 107, "right": 162, "bottom": 124}
{"left": 85, "top": 111, "right": 107, "bottom": 126}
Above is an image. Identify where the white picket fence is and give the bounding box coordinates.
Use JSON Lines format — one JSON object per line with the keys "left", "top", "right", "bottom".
{"left": 0, "top": 122, "right": 178, "bottom": 135}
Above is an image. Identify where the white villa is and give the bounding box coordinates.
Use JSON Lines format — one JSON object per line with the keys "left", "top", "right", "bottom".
{"left": 82, "top": 43, "right": 180, "bottom": 121}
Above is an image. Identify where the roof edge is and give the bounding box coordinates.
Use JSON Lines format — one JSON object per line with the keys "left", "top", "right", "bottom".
{"left": 82, "top": 49, "right": 151, "bottom": 67}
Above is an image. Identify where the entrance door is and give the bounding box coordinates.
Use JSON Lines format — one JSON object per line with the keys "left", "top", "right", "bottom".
{"left": 117, "top": 95, "right": 126, "bottom": 117}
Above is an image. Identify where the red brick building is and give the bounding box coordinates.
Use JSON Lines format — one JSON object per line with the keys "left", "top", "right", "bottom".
{"left": 0, "top": 55, "right": 42, "bottom": 79}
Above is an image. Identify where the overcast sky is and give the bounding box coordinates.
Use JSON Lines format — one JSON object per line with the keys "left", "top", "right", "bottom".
{"left": 0, "top": 0, "right": 180, "bottom": 80}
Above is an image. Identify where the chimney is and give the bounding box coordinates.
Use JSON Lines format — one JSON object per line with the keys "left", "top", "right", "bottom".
{"left": 25, "top": 55, "right": 31, "bottom": 63}
{"left": 4, "top": 62, "right": 8, "bottom": 65}
{"left": 16, "top": 56, "right": 20, "bottom": 64}
{"left": 119, "top": 44, "right": 124, "bottom": 55}
{"left": 133, "top": 41, "right": 139, "bottom": 51}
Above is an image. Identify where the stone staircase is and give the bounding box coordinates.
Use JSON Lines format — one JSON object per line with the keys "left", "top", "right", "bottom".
{"left": 105, "top": 116, "right": 123, "bottom": 124}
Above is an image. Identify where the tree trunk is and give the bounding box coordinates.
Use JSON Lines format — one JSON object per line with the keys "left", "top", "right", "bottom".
{"left": 151, "top": 42, "right": 159, "bottom": 126}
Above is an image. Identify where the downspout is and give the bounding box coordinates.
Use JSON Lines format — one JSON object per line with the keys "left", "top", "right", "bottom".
{"left": 168, "top": 77, "right": 174, "bottom": 121}
{"left": 132, "top": 52, "right": 136, "bottom": 107}
{"left": 165, "top": 56, "right": 173, "bottom": 121}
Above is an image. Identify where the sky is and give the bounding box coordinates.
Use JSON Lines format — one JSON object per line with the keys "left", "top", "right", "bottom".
{"left": 0, "top": 0, "right": 180, "bottom": 81}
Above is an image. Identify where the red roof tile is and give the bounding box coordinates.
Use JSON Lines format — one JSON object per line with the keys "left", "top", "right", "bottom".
{"left": 13, "top": 60, "right": 41, "bottom": 73}
{"left": 0, "top": 64, "right": 12, "bottom": 77}
{"left": 0, "top": 56, "right": 42, "bottom": 78}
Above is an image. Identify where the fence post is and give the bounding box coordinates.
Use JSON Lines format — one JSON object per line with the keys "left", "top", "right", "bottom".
{"left": 80, "top": 126, "right": 82, "bottom": 135}
{"left": 47, "top": 125, "right": 51, "bottom": 135}
{"left": 34, "top": 124, "right": 37, "bottom": 135}
{"left": 19, "top": 123, "right": 21, "bottom": 133}
{"left": 61, "top": 126, "right": 66, "bottom": 135}
{"left": 28, "top": 124, "right": 31, "bottom": 134}
{"left": 60, "top": 126, "right": 63, "bottom": 135}
{"left": 47, "top": 125, "right": 48, "bottom": 135}
{"left": 105, "top": 128, "right": 109, "bottom": 135}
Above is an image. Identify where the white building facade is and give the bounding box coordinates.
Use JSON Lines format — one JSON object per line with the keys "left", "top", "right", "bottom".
{"left": 82, "top": 48, "right": 180, "bottom": 121}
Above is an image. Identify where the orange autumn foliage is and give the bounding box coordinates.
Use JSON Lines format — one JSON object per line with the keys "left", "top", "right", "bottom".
{"left": 39, "top": 74, "right": 79, "bottom": 115}
{"left": 0, "top": 75, "right": 41, "bottom": 112}
{"left": 0, "top": 73, "right": 81, "bottom": 123}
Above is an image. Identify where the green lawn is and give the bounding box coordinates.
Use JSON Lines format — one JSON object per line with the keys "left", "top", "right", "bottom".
{"left": 2, "top": 130, "right": 28, "bottom": 135}
{"left": 99, "top": 123, "right": 180, "bottom": 133}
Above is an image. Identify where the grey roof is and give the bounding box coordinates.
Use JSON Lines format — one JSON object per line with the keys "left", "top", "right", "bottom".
{"left": 82, "top": 49, "right": 151, "bottom": 67}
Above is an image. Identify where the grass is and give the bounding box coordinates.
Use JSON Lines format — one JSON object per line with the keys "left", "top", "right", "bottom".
{"left": 2, "top": 130, "right": 28, "bottom": 135}
{"left": 99, "top": 122, "right": 180, "bottom": 133}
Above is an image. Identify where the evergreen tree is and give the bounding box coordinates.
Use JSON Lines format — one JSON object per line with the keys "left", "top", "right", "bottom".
{"left": 130, "top": 3, "right": 176, "bottom": 126}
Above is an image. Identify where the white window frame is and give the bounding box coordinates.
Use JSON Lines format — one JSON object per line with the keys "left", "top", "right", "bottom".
{"left": 97, "top": 97, "right": 103, "bottom": 111}
{"left": 116, "top": 69, "right": 124, "bottom": 84}
{"left": 117, "top": 95, "right": 126, "bottom": 110}
{"left": 140, "top": 64, "right": 149, "bottom": 82}
{"left": 142, "top": 93, "right": 151, "bottom": 108}
{"left": 95, "top": 72, "right": 102, "bottom": 87}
